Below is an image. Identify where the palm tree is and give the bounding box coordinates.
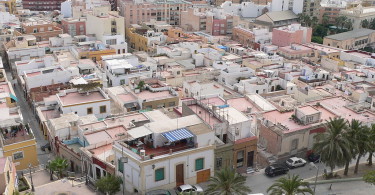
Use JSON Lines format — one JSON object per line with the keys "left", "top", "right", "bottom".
{"left": 267, "top": 175, "right": 313, "bottom": 195}
{"left": 344, "top": 119, "right": 362, "bottom": 176}
{"left": 313, "top": 118, "right": 351, "bottom": 175}
{"left": 322, "top": 13, "right": 330, "bottom": 26}
{"left": 367, "top": 124, "right": 375, "bottom": 166}
{"left": 311, "top": 16, "right": 318, "bottom": 29}
{"left": 349, "top": 121, "right": 370, "bottom": 174}
{"left": 206, "top": 167, "right": 251, "bottom": 195}
{"left": 344, "top": 20, "right": 353, "bottom": 31}
{"left": 48, "top": 157, "right": 69, "bottom": 178}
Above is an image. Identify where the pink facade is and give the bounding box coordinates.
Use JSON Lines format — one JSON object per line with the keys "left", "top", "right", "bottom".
{"left": 61, "top": 19, "right": 86, "bottom": 37}
{"left": 272, "top": 25, "right": 312, "bottom": 47}
{"left": 207, "top": 17, "right": 229, "bottom": 36}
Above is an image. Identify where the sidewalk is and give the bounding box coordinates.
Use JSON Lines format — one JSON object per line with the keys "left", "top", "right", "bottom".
{"left": 313, "top": 180, "right": 375, "bottom": 195}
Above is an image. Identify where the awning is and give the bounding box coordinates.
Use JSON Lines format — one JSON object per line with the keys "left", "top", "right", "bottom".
{"left": 161, "top": 128, "right": 194, "bottom": 142}
{"left": 127, "top": 126, "right": 152, "bottom": 139}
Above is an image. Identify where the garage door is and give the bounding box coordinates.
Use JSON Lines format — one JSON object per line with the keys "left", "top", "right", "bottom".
{"left": 196, "top": 169, "right": 210, "bottom": 183}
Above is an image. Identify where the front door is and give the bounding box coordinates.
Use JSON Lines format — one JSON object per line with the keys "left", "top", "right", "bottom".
{"left": 247, "top": 151, "right": 254, "bottom": 167}
{"left": 70, "top": 160, "right": 75, "bottom": 172}
{"left": 196, "top": 169, "right": 210, "bottom": 183}
{"left": 176, "top": 164, "right": 184, "bottom": 186}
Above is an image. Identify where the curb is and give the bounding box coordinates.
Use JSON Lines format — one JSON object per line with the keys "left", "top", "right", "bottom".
{"left": 307, "top": 177, "right": 363, "bottom": 185}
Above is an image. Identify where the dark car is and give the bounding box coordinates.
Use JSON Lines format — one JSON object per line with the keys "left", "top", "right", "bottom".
{"left": 41, "top": 143, "right": 51, "bottom": 152}
{"left": 308, "top": 153, "right": 321, "bottom": 163}
{"left": 265, "top": 164, "right": 289, "bottom": 177}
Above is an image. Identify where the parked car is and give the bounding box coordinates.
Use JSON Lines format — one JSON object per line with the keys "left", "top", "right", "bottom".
{"left": 265, "top": 164, "right": 289, "bottom": 177}
{"left": 41, "top": 143, "right": 51, "bottom": 151}
{"left": 176, "top": 184, "right": 203, "bottom": 194}
{"left": 146, "top": 189, "right": 176, "bottom": 195}
{"left": 286, "top": 157, "right": 307, "bottom": 168}
{"left": 308, "top": 153, "right": 321, "bottom": 163}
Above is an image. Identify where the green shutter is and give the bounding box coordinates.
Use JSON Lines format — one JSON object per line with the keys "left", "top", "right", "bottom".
{"left": 195, "top": 158, "right": 204, "bottom": 171}
{"left": 118, "top": 159, "right": 124, "bottom": 173}
{"left": 155, "top": 168, "right": 164, "bottom": 181}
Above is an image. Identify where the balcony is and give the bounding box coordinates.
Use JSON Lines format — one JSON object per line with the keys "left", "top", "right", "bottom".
{"left": 0, "top": 124, "right": 35, "bottom": 146}
{"left": 123, "top": 139, "right": 196, "bottom": 160}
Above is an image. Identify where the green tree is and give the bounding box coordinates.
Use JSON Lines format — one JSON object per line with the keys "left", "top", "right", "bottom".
{"left": 206, "top": 167, "right": 251, "bottom": 195}
{"left": 95, "top": 175, "right": 122, "bottom": 195}
{"left": 322, "top": 13, "right": 330, "bottom": 26}
{"left": 344, "top": 119, "right": 362, "bottom": 176}
{"left": 367, "top": 124, "right": 375, "bottom": 166}
{"left": 362, "top": 19, "right": 370, "bottom": 28}
{"left": 267, "top": 175, "right": 313, "bottom": 195}
{"left": 363, "top": 170, "right": 375, "bottom": 185}
{"left": 348, "top": 120, "right": 370, "bottom": 174}
{"left": 311, "top": 36, "right": 323, "bottom": 44}
{"left": 311, "top": 16, "right": 319, "bottom": 29}
{"left": 313, "top": 118, "right": 351, "bottom": 175}
{"left": 48, "top": 157, "right": 68, "bottom": 178}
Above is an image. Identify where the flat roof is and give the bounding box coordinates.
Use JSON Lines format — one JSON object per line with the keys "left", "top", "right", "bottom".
{"left": 325, "top": 29, "right": 375, "bottom": 41}
{"left": 137, "top": 90, "right": 174, "bottom": 101}
{"left": 298, "top": 106, "right": 320, "bottom": 115}
{"left": 227, "top": 97, "right": 260, "bottom": 113}
{"left": 59, "top": 91, "right": 107, "bottom": 106}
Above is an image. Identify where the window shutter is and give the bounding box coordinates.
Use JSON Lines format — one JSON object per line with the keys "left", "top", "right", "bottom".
{"left": 155, "top": 168, "right": 164, "bottom": 181}
{"left": 195, "top": 158, "right": 204, "bottom": 171}
{"left": 118, "top": 159, "right": 124, "bottom": 173}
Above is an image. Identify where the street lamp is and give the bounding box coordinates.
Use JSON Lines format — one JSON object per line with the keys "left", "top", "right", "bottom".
{"left": 120, "top": 157, "right": 128, "bottom": 195}
{"left": 48, "top": 160, "right": 53, "bottom": 181}
{"left": 28, "top": 163, "right": 35, "bottom": 192}
{"left": 310, "top": 162, "right": 319, "bottom": 194}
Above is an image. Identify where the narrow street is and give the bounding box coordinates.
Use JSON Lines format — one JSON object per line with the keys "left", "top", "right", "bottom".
{"left": 5, "top": 71, "right": 51, "bottom": 166}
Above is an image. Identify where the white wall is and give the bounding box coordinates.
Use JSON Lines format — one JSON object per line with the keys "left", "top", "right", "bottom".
{"left": 60, "top": 99, "right": 111, "bottom": 118}
{"left": 61, "top": 0, "right": 72, "bottom": 18}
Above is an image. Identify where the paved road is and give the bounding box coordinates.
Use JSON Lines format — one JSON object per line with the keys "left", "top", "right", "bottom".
{"left": 245, "top": 156, "right": 369, "bottom": 194}
{"left": 6, "top": 71, "right": 51, "bottom": 167}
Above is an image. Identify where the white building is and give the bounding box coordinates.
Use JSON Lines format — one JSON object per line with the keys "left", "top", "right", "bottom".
{"left": 271, "top": 0, "right": 303, "bottom": 14}
{"left": 61, "top": 0, "right": 73, "bottom": 18}
{"left": 213, "top": 61, "right": 255, "bottom": 87}
{"left": 22, "top": 66, "right": 79, "bottom": 91}
{"left": 221, "top": 1, "right": 271, "bottom": 18}
{"left": 183, "top": 81, "right": 224, "bottom": 99}
{"left": 55, "top": 88, "right": 111, "bottom": 118}
{"left": 102, "top": 54, "right": 153, "bottom": 86}
{"left": 113, "top": 111, "right": 216, "bottom": 194}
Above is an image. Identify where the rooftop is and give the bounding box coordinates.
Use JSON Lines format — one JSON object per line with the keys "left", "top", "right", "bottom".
{"left": 324, "top": 29, "right": 375, "bottom": 41}
{"left": 58, "top": 91, "right": 108, "bottom": 106}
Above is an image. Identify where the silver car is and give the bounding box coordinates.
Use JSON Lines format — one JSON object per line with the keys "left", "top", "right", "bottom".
{"left": 176, "top": 184, "right": 203, "bottom": 194}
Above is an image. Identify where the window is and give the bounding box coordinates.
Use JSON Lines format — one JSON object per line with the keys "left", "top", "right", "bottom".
{"left": 96, "top": 167, "right": 101, "bottom": 179}
{"left": 155, "top": 168, "right": 165, "bottom": 181}
{"left": 87, "top": 107, "right": 93, "bottom": 115}
{"left": 291, "top": 139, "right": 298, "bottom": 150}
{"left": 100, "top": 106, "right": 107, "bottom": 113}
{"left": 306, "top": 116, "right": 314, "bottom": 123}
{"left": 13, "top": 151, "right": 24, "bottom": 160}
{"left": 195, "top": 158, "right": 204, "bottom": 171}
{"left": 236, "top": 150, "right": 244, "bottom": 167}
{"left": 168, "top": 102, "right": 175, "bottom": 107}
{"left": 120, "top": 79, "right": 125, "bottom": 85}
{"left": 216, "top": 158, "right": 222, "bottom": 169}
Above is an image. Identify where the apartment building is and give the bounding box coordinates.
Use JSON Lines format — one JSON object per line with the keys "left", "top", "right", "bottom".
{"left": 232, "top": 27, "right": 272, "bottom": 50}
{"left": 61, "top": 18, "right": 86, "bottom": 37}
{"left": 318, "top": 0, "right": 346, "bottom": 24}
{"left": 86, "top": 7, "right": 126, "bottom": 46}
{"left": 120, "top": 0, "right": 192, "bottom": 27}
{"left": 18, "top": 19, "right": 63, "bottom": 42}
{"left": 22, "top": 0, "right": 65, "bottom": 11}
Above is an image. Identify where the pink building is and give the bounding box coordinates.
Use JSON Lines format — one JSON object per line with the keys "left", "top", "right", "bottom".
{"left": 206, "top": 15, "right": 233, "bottom": 36}
{"left": 272, "top": 23, "right": 312, "bottom": 47}
{"left": 61, "top": 18, "right": 86, "bottom": 37}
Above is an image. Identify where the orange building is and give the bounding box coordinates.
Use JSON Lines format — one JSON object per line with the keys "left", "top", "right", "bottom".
{"left": 18, "top": 19, "right": 63, "bottom": 42}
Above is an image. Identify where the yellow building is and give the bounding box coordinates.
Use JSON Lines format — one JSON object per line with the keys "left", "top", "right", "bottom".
{"left": 0, "top": 0, "right": 16, "bottom": 14}
{"left": 0, "top": 157, "right": 16, "bottom": 195}
{"left": 0, "top": 125, "right": 38, "bottom": 170}
{"left": 126, "top": 26, "right": 149, "bottom": 52}
{"left": 76, "top": 48, "right": 117, "bottom": 62}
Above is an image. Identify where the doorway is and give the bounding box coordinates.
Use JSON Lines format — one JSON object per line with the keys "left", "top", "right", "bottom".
{"left": 176, "top": 164, "right": 184, "bottom": 186}
{"left": 247, "top": 151, "right": 254, "bottom": 167}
